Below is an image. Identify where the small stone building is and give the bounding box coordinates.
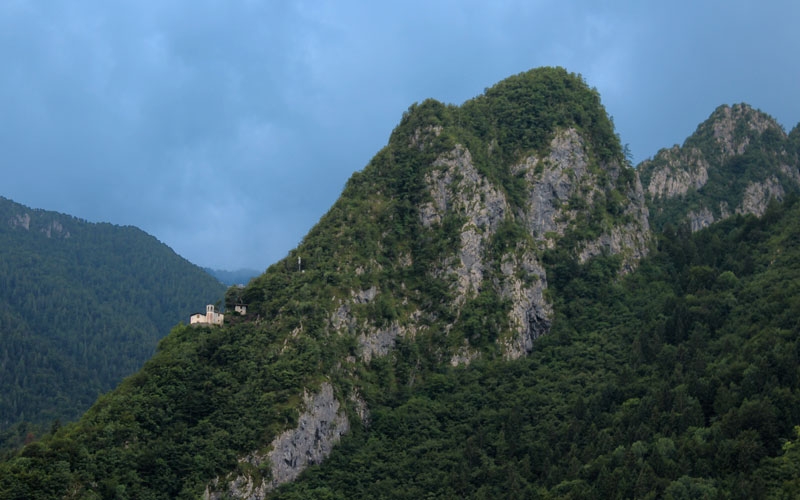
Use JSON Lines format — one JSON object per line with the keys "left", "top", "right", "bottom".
{"left": 190, "top": 304, "right": 224, "bottom": 326}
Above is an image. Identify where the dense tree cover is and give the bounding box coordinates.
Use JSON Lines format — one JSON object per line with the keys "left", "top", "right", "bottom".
{"left": 0, "top": 197, "right": 226, "bottom": 446}
{"left": 270, "top": 196, "right": 800, "bottom": 499}
{"left": 1, "top": 70, "right": 797, "bottom": 499}
{"left": 4, "top": 191, "right": 798, "bottom": 499}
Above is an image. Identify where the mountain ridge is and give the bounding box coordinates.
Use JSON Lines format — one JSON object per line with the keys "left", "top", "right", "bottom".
{"left": 638, "top": 103, "right": 800, "bottom": 231}
{"left": 1, "top": 67, "right": 800, "bottom": 499}
{"left": 0, "top": 195, "right": 226, "bottom": 440}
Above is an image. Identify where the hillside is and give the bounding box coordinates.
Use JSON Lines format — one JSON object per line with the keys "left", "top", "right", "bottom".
{"left": 0, "top": 197, "right": 226, "bottom": 442}
{"left": 270, "top": 196, "right": 800, "bottom": 498}
{"left": 1, "top": 67, "right": 799, "bottom": 499}
{"left": 638, "top": 103, "right": 800, "bottom": 231}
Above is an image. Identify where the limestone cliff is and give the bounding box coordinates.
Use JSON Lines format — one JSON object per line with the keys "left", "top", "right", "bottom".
{"left": 204, "top": 383, "right": 350, "bottom": 499}
{"left": 639, "top": 104, "right": 800, "bottom": 231}
{"left": 3, "top": 197, "right": 72, "bottom": 238}
{"left": 8, "top": 71, "right": 800, "bottom": 500}
{"left": 203, "top": 68, "right": 653, "bottom": 497}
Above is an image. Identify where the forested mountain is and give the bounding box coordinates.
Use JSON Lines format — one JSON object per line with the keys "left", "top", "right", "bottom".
{"left": 639, "top": 103, "right": 800, "bottom": 231}
{"left": 1, "top": 67, "right": 799, "bottom": 499}
{"left": 203, "top": 268, "right": 261, "bottom": 286}
{"left": 0, "top": 197, "right": 226, "bottom": 444}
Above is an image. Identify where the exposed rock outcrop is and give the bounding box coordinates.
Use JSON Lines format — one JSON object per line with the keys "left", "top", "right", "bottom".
{"left": 421, "top": 145, "right": 509, "bottom": 303}
{"left": 7, "top": 212, "right": 71, "bottom": 238}
{"left": 41, "top": 220, "right": 70, "bottom": 238}
{"left": 688, "top": 207, "right": 716, "bottom": 232}
{"left": 419, "top": 128, "right": 649, "bottom": 360}
{"left": 212, "top": 71, "right": 657, "bottom": 497}
{"left": 737, "top": 177, "right": 785, "bottom": 217}
{"left": 711, "top": 104, "right": 775, "bottom": 158}
{"left": 358, "top": 321, "right": 404, "bottom": 363}
{"left": 639, "top": 103, "right": 800, "bottom": 231}
{"left": 498, "top": 251, "right": 551, "bottom": 360}
{"left": 205, "top": 382, "right": 349, "bottom": 500}
{"left": 449, "top": 341, "right": 481, "bottom": 366}
{"left": 517, "top": 128, "right": 591, "bottom": 242}
{"left": 9, "top": 213, "right": 31, "bottom": 230}
{"left": 643, "top": 146, "right": 709, "bottom": 200}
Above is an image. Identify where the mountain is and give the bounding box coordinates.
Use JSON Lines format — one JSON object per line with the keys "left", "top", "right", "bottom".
{"left": 0, "top": 197, "right": 226, "bottom": 442}
{"left": 271, "top": 196, "right": 800, "bottom": 499}
{"left": 638, "top": 103, "right": 800, "bottom": 231}
{"left": 1, "top": 68, "right": 799, "bottom": 499}
{"left": 204, "top": 268, "right": 261, "bottom": 286}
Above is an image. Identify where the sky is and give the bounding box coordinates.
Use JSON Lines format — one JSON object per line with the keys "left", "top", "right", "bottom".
{"left": 2, "top": 1, "right": 798, "bottom": 271}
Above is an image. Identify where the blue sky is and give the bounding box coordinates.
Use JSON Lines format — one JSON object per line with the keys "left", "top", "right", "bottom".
{"left": 2, "top": 1, "right": 798, "bottom": 270}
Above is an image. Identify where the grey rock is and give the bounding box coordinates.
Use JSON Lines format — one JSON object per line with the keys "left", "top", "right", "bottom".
{"left": 737, "top": 177, "right": 785, "bottom": 217}
{"left": 688, "top": 208, "right": 716, "bottom": 232}
{"left": 498, "top": 251, "right": 552, "bottom": 359}
{"left": 421, "top": 145, "right": 509, "bottom": 303}
{"left": 9, "top": 213, "right": 30, "bottom": 230}
{"left": 643, "top": 146, "right": 709, "bottom": 200}
{"left": 520, "top": 128, "right": 590, "bottom": 240}
{"left": 204, "top": 382, "right": 348, "bottom": 500}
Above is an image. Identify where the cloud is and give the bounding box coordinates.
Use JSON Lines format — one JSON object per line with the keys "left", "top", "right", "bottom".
{"left": 1, "top": 1, "right": 798, "bottom": 269}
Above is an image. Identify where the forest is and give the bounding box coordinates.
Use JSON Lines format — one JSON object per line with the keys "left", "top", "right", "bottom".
{"left": 0, "top": 197, "right": 226, "bottom": 450}
{"left": 269, "top": 196, "right": 800, "bottom": 499}
{"left": 1, "top": 67, "right": 799, "bottom": 499}
{"left": 3, "top": 194, "right": 800, "bottom": 499}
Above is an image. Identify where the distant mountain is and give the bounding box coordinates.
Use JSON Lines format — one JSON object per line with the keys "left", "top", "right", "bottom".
{"left": 2, "top": 69, "right": 800, "bottom": 499}
{"left": 0, "top": 197, "right": 226, "bottom": 440}
{"left": 204, "top": 267, "right": 261, "bottom": 286}
{"left": 638, "top": 103, "right": 800, "bottom": 231}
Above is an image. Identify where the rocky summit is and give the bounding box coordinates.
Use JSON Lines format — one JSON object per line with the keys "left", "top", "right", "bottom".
{"left": 639, "top": 103, "right": 800, "bottom": 231}
{"left": 3, "top": 68, "right": 800, "bottom": 499}
{"left": 204, "top": 67, "right": 650, "bottom": 495}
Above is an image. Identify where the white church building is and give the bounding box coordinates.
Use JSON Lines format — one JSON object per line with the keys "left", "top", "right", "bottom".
{"left": 190, "top": 304, "right": 224, "bottom": 326}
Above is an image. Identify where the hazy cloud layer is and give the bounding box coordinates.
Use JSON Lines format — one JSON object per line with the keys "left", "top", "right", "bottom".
{"left": 2, "top": 1, "right": 798, "bottom": 269}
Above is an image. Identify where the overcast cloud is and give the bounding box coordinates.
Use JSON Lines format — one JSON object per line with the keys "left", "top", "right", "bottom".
{"left": 2, "top": 1, "right": 798, "bottom": 270}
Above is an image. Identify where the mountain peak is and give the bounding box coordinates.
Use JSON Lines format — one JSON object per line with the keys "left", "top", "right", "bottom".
{"left": 8, "top": 69, "right": 800, "bottom": 499}
{"left": 689, "top": 103, "right": 786, "bottom": 159}
{"left": 638, "top": 103, "right": 799, "bottom": 231}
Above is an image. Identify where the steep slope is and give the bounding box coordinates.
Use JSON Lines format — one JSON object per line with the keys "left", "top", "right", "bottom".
{"left": 0, "top": 197, "right": 226, "bottom": 438}
{"left": 270, "top": 196, "right": 800, "bottom": 499}
{"left": 0, "top": 67, "right": 650, "bottom": 498}
{"left": 639, "top": 103, "right": 800, "bottom": 231}
{"left": 213, "top": 67, "right": 649, "bottom": 496}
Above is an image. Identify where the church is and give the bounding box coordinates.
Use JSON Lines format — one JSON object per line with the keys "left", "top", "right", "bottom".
{"left": 189, "top": 304, "right": 224, "bottom": 326}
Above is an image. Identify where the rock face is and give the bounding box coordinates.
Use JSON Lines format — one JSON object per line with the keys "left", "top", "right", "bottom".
{"left": 498, "top": 251, "right": 551, "bottom": 360}
{"left": 519, "top": 128, "right": 591, "bottom": 240}
{"left": 5, "top": 207, "right": 71, "bottom": 238}
{"left": 266, "top": 383, "right": 349, "bottom": 487}
{"left": 204, "top": 383, "right": 349, "bottom": 500}
{"left": 737, "top": 176, "right": 785, "bottom": 217}
{"left": 206, "top": 69, "right": 655, "bottom": 497}
{"left": 421, "top": 144, "right": 509, "bottom": 303}
{"left": 639, "top": 104, "right": 800, "bottom": 230}
{"left": 418, "top": 128, "right": 649, "bottom": 360}
{"left": 643, "top": 146, "right": 709, "bottom": 200}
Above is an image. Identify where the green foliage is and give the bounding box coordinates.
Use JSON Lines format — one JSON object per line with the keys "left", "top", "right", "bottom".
{"left": 0, "top": 197, "right": 226, "bottom": 440}
{"left": 268, "top": 197, "right": 800, "bottom": 499}
{"left": 460, "top": 67, "right": 622, "bottom": 164}
{"left": 3, "top": 76, "right": 800, "bottom": 500}
{"left": 0, "top": 317, "right": 333, "bottom": 499}
{"left": 448, "top": 67, "right": 623, "bottom": 210}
